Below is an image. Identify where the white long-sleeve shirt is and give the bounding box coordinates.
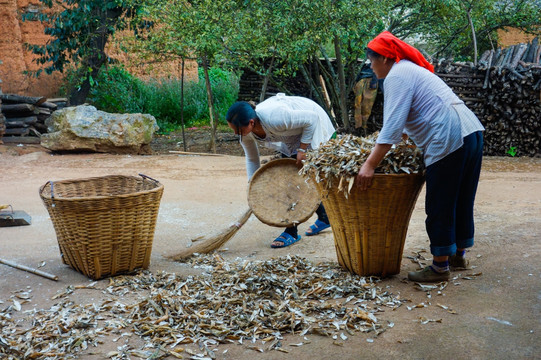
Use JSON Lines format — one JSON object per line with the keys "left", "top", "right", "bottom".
{"left": 377, "top": 60, "right": 484, "bottom": 166}
{"left": 241, "top": 93, "right": 335, "bottom": 179}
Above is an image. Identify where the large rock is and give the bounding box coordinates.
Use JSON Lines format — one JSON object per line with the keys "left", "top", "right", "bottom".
{"left": 41, "top": 105, "right": 159, "bottom": 154}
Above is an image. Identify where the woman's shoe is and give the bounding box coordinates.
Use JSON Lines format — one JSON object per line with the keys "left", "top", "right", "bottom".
{"left": 449, "top": 255, "right": 469, "bottom": 269}
{"left": 408, "top": 266, "right": 450, "bottom": 282}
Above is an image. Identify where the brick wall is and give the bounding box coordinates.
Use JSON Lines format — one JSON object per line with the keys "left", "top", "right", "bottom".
{"left": 0, "top": 1, "right": 198, "bottom": 98}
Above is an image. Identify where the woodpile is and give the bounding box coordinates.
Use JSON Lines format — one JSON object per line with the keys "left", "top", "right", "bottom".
{"left": 0, "top": 73, "right": 4, "bottom": 141}
{"left": 436, "top": 37, "right": 541, "bottom": 157}
{"left": 238, "top": 67, "right": 311, "bottom": 102}
{"left": 0, "top": 94, "right": 67, "bottom": 144}
{"left": 0, "top": 100, "right": 5, "bottom": 142}
{"left": 238, "top": 69, "right": 282, "bottom": 101}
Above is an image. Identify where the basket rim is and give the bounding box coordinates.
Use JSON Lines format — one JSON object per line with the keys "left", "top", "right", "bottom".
{"left": 311, "top": 171, "right": 425, "bottom": 183}
{"left": 39, "top": 174, "right": 164, "bottom": 201}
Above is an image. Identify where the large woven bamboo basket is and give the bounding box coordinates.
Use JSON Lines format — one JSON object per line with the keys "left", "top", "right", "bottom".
{"left": 248, "top": 158, "right": 320, "bottom": 227}
{"left": 39, "top": 174, "right": 164, "bottom": 280}
{"left": 314, "top": 173, "right": 424, "bottom": 277}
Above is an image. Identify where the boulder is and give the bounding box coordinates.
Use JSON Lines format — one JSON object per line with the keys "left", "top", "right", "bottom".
{"left": 41, "top": 105, "right": 159, "bottom": 154}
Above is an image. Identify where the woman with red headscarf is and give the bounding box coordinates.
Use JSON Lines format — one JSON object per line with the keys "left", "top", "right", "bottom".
{"left": 357, "top": 31, "right": 485, "bottom": 282}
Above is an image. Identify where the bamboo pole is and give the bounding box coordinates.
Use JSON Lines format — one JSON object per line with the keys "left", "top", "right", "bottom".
{"left": 0, "top": 258, "right": 58, "bottom": 281}
{"left": 168, "top": 150, "right": 226, "bottom": 157}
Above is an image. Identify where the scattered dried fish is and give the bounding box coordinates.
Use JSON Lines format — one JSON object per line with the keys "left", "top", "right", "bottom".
{"left": 414, "top": 282, "right": 447, "bottom": 292}
{"left": 11, "top": 300, "right": 21, "bottom": 311}
{"left": 437, "top": 304, "right": 457, "bottom": 314}
{"left": 300, "top": 133, "right": 424, "bottom": 195}
{"left": 407, "top": 303, "right": 428, "bottom": 311}
{"left": 462, "top": 272, "right": 483, "bottom": 280}
{"left": 418, "top": 317, "right": 442, "bottom": 324}
{"left": 0, "top": 254, "right": 402, "bottom": 359}
{"left": 407, "top": 250, "right": 429, "bottom": 269}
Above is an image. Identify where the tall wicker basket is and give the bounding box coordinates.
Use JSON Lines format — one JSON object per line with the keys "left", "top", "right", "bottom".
{"left": 39, "top": 174, "right": 164, "bottom": 280}
{"left": 314, "top": 173, "right": 424, "bottom": 277}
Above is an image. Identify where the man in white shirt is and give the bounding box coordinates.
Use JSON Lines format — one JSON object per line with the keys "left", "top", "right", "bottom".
{"left": 226, "top": 95, "right": 336, "bottom": 248}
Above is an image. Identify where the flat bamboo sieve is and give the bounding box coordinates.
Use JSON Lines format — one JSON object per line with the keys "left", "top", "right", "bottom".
{"left": 248, "top": 158, "right": 320, "bottom": 227}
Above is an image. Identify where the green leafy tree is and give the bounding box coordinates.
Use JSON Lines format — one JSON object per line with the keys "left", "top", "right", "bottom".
{"left": 23, "top": 0, "right": 142, "bottom": 105}
{"left": 221, "top": 0, "right": 387, "bottom": 130}
{"left": 134, "top": 0, "right": 237, "bottom": 152}
{"left": 386, "top": 0, "right": 541, "bottom": 61}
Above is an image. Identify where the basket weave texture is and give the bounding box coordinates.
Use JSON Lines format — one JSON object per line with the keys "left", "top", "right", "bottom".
{"left": 248, "top": 159, "right": 320, "bottom": 227}
{"left": 39, "top": 175, "right": 164, "bottom": 280}
{"left": 314, "top": 173, "right": 424, "bottom": 277}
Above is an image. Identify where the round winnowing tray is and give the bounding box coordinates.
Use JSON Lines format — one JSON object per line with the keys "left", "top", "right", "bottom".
{"left": 248, "top": 158, "right": 320, "bottom": 227}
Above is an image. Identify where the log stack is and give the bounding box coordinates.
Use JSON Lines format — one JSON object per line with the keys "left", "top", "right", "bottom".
{"left": 238, "top": 69, "right": 283, "bottom": 101}
{"left": 0, "top": 94, "right": 67, "bottom": 144}
{"left": 238, "top": 67, "right": 312, "bottom": 102}
{"left": 436, "top": 37, "right": 541, "bottom": 157}
{"left": 0, "top": 71, "right": 4, "bottom": 141}
{"left": 0, "top": 104, "right": 4, "bottom": 141}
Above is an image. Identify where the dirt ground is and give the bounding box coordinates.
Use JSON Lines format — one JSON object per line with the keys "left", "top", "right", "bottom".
{"left": 0, "top": 130, "right": 540, "bottom": 360}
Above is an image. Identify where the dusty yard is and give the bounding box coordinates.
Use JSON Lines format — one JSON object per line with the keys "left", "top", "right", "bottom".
{"left": 0, "top": 133, "right": 540, "bottom": 359}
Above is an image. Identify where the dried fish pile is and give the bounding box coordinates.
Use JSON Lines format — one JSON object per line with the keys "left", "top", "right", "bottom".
{"left": 0, "top": 255, "right": 402, "bottom": 359}
{"left": 300, "top": 133, "right": 423, "bottom": 195}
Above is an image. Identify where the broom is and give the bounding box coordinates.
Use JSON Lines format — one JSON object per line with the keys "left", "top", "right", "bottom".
{"left": 167, "top": 208, "right": 253, "bottom": 261}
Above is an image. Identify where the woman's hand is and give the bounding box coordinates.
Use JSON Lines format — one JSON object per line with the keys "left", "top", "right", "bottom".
{"left": 356, "top": 162, "right": 375, "bottom": 190}
{"left": 356, "top": 143, "right": 392, "bottom": 190}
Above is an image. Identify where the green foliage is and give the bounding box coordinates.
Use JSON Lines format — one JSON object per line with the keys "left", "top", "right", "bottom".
{"left": 27, "top": 0, "right": 541, "bottom": 123}
{"left": 23, "top": 0, "right": 144, "bottom": 104}
{"left": 22, "top": 0, "right": 139, "bottom": 75}
{"left": 387, "top": 0, "right": 541, "bottom": 60}
{"left": 83, "top": 65, "right": 239, "bottom": 132}
{"left": 87, "top": 66, "right": 146, "bottom": 113}
{"left": 507, "top": 146, "right": 518, "bottom": 157}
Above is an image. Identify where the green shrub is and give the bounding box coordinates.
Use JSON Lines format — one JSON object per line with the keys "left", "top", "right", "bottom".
{"left": 82, "top": 64, "right": 239, "bottom": 132}
{"left": 87, "top": 66, "right": 145, "bottom": 114}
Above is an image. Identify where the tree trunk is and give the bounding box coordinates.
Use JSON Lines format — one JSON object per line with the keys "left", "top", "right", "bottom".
{"left": 68, "top": 65, "right": 103, "bottom": 106}
{"left": 68, "top": 7, "right": 123, "bottom": 105}
{"left": 334, "top": 34, "right": 350, "bottom": 129}
{"left": 180, "top": 58, "right": 187, "bottom": 151}
{"left": 467, "top": 8, "right": 478, "bottom": 66}
{"left": 260, "top": 56, "right": 275, "bottom": 103}
{"left": 202, "top": 56, "right": 217, "bottom": 153}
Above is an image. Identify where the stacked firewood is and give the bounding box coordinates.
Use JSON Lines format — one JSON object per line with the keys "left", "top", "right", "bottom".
{"left": 238, "top": 69, "right": 282, "bottom": 101}
{"left": 478, "top": 38, "right": 541, "bottom": 69}
{"left": 0, "top": 73, "right": 4, "bottom": 140}
{"left": 0, "top": 101, "right": 5, "bottom": 141}
{"left": 0, "top": 94, "right": 66, "bottom": 143}
{"left": 435, "top": 38, "right": 541, "bottom": 157}
{"left": 238, "top": 67, "right": 311, "bottom": 101}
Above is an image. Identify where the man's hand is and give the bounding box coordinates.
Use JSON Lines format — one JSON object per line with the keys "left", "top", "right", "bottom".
{"left": 296, "top": 151, "right": 306, "bottom": 165}
{"left": 296, "top": 143, "right": 309, "bottom": 166}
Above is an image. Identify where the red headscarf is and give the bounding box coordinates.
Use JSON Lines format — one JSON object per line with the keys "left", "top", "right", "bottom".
{"left": 367, "top": 31, "right": 434, "bottom": 73}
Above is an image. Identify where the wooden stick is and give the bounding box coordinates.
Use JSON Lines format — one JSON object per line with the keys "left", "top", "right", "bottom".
{"left": 168, "top": 150, "right": 227, "bottom": 157}
{"left": 319, "top": 75, "right": 335, "bottom": 118}
{"left": 0, "top": 258, "right": 59, "bottom": 281}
